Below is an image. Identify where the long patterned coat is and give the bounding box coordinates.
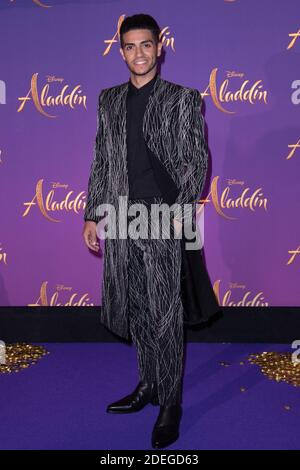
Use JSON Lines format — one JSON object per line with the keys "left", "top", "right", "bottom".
{"left": 84, "top": 74, "right": 208, "bottom": 340}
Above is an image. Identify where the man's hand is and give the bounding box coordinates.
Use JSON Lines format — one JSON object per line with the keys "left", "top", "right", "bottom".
{"left": 83, "top": 221, "right": 101, "bottom": 254}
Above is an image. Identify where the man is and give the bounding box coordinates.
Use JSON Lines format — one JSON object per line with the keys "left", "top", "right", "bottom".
{"left": 83, "top": 14, "right": 208, "bottom": 449}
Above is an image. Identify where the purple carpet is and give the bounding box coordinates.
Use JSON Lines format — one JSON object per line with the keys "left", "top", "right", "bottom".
{"left": 0, "top": 343, "right": 299, "bottom": 450}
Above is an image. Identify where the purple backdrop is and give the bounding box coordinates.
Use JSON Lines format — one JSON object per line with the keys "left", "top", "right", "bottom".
{"left": 0, "top": 0, "right": 300, "bottom": 308}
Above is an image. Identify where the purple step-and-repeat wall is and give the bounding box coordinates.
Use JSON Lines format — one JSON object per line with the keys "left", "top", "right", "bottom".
{"left": 0, "top": 0, "right": 299, "bottom": 308}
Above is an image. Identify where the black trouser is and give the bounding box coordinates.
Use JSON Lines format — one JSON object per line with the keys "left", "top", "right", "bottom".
{"left": 127, "top": 196, "right": 184, "bottom": 405}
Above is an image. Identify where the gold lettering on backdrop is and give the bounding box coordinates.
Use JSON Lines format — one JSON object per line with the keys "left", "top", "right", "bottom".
{"left": 159, "top": 27, "right": 175, "bottom": 52}
{"left": 213, "top": 280, "right": 269, "bottom": 306}
{"left": 22, "top": 179, "right": 86, "bottom": 221}
{"left": 28, "top": 282, "right": 94, "bottom": 306}
{"left": 103, "top": 14, "right": 125, "bottom": 56}
{"left": 203, "top": 68, "right": 268, "bottom": 113}
{"left": 10, "top": 0, "right": 51, "bottom": 7}
{"left": 199, "top": 176, "right": 268, "bottom": 219}
{"left": 287, "top": 246, "right": 300, "bottom": 265}
{"left": 0, "top": 245, "right": 7, "bottom": 265}
{"left": 103, "top": 15, "right": 175, "bottom": 55}
{"left": 287, "top": 29, "right": 300, "bottom": 49}
{"left": 286, "top": 139, "right": 300, "bottom": 160}
{"left": 17, "top": 73, "right": 86, "bottom": 117}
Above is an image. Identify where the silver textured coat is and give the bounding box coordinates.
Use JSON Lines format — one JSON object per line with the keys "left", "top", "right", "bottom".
{"left": 84, "top": 74, "right": 208, "bottom": 340}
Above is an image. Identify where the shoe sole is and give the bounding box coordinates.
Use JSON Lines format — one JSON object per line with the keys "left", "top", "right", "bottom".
{"left": 106, "top": 408, "right": 141, "bottom": 414}
{"left": 106, "top": 398, "right": 159, "bottom": 413}
{"left": 106, "top": 394, "right": 159, "bottom": 413}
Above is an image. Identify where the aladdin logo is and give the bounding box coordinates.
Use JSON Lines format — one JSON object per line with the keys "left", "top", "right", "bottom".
{"left": 17, "top": 73, "right": 87, "bottom": 117}
{"left": 103, "top": 14, "right": 175, "bottom": 56}
{"left": 28, "top": 282, "right": 94, "bottom": 306}
{"left": 287, "top": 246, "right": 300, "bottom": 265}
{"left": 286, "top": 139, "right": 300, "bottom": 159}
{"left": 0, "top": 80, "right": 6, "bottom": 105}
{"left": 199, "top": 176, "right": 268, "bottom": 219}
{"left": 23, "top": 179, "right": 85, "bottom": 221}
{"left": 214, "top": 280, "right": 269, "bottom": 306}
{"left": 203, "top": 68, "right": 268, "bottom": 113}
{"left": 287, "top": 29, "right": 300, "bottom": 49}
{"left": 10, "top": 0, "right": 51, "bottom": 8}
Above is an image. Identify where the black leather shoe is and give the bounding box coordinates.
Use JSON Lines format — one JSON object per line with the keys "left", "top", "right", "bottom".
{"left": 106, "top": 380, "right": 159, "bottom": 413}
{"left": 151, "top": 403, "right": 182, "bottom": 449}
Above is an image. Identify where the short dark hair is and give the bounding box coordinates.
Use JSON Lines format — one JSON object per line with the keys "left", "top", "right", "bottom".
{"left": 119, "top": 14, "right": 161, "bottom": 49}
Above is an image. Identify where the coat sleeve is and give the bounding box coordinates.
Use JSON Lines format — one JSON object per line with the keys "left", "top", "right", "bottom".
{"left": 84, "top": 89, "right": 108, "bottom": 224}
{"left": 172, "top": 88, "right": 208, "bottom": 225}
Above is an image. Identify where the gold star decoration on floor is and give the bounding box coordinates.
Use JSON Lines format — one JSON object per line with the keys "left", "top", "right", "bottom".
{"left": 0, "top": 343, "right": 49, "bottom": 374}
{"left": 248, "top": 351, "right": 300, "bottom": 387}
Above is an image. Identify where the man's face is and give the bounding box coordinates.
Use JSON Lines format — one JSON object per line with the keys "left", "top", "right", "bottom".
{"left": 119, "top": 28, "right": 162, "bottom": 77}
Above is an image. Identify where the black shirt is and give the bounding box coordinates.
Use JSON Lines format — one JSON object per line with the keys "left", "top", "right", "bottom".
{"left": 126, "top": 72, "right": 163, "bottom": 199}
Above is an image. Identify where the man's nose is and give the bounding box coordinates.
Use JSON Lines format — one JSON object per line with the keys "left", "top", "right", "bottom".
{"left": 135, "top": 47, "right": 145, "bottom": 57}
